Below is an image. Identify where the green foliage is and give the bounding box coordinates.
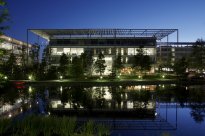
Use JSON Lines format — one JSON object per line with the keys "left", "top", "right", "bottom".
{"left": 96, "top": 124, "right": 110, "bottom": 136}
{"left": 70, "top": 56, "right": 84, "bottom": 78}
{"left": 80, "top": 51, "right": 94, "bottom": 76}
{"left": 0, "top": 118, "right": 11, "bottom": 135}
{"left": 81, "top": 120, "right": 94, "bottom": 135}
{"left": 59, "top": 53, "right": 70, "bottom": 77}
{"left": 0, "top": 116, "right": 109, "bottom": 136}
{"left": 133, "top": 46, "right": 152, "bottom": 74}
{"left": 2, "top": 53, "right": 24, "bottom": 80}
{"left": 189, "top": 39, "right": 205, "bottom": 72}
{"left": 112, "top": 54, "right": 123, "bottom": 77}
{"left": 173, "top": 57, "right": 188, "bottom": 77}
{"left": 46, "top": 66, "right": 58, "bottom": 80}
{"left": 94, "top": 52, "right": 107, "bottom": 76}
{"left": 0, "top": 0, "right": 9, "bottom": 34}
{"left": 113, "top": 54, "right": 123, "bottom": 70}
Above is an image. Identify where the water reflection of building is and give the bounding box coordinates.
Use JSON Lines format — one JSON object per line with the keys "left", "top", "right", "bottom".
{"left": 0, "top": 98, "right": 25, "bottom": 118}
{"left": 48, "top": 85, "right": 178, "bottom": 130}
{"left": 49, "top": 86, "right": 156, "bottom": 114}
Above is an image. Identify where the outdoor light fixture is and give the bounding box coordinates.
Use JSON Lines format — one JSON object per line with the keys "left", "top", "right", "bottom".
{"left": 60, "top": 76, "right": 63, "bottom": 80}
{"left": 100, "top": 76, "right": 103, "bottom": 79}
{"left": 138, "top": 75, "right": 141, "bottom": 79}
{"left": 28, "top": 86, "right": 32, "bottom": 93}
{"left": 117, "top": 75, "right": 120, "bottom": 78}
{"left": 162, "top": 75, "right": 165, "bottom": 78}
{"left": 8, "top": 113, "right": 12, "bottom": 118}
{"left": 28, "top": 75, "right": 32, "bottom": 80}
{"left": 4, "top": 76, "right": 7, "bottom": 80}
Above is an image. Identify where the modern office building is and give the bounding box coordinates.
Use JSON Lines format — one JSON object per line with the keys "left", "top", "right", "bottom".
{"left": 156, "top": 42, "right": 194, "bottom": 68}
{"left": 30, "top": 29, "right": 178, "bottom": 75}
{"left": 0, "top": 35, "right": 35, "bottom": 65}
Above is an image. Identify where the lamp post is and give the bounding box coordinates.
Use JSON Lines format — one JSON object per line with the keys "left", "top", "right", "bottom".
{"left": 60, "top": 75, "right": 63, "bottom": 80}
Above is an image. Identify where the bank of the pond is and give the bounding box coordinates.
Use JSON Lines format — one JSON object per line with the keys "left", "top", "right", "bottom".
{"left": 10, "top": 79, "right": 205, "bottom": 86}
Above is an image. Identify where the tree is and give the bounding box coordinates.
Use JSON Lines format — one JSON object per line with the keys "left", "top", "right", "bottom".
{"left": 46, "top": 66, "right": 58, "bottom": 80}
{"left": 80, "top": 50, "right": 94, "bottom": 76}
{"left": 5, "top": 53, "right": 16, "bottom": 75}
{"left": 159, "top": 52, "right": 173, "bottom": 73}
{"left": 0, "top": 0, "right": 9, "bottom": 34}
{"left": 173, "top": 57, "right": 188, "bottom": 77}
{"left": 59, "top": 53, "right": 70, "bottom": 77}
{"left": 0, "top": 48, "right": 6, "bottom": 64}
{"left": 70, "top": 56, "right": 83, "bottom": 78}
{"left": 113, "top": 53, "right": 123, "bottom": 74}
{"left": 133, "top": 46, "right": 152, "bottom": 74}
{"left": 94, "top": 52, "right": 107, "bottom": 76}
{"left": 189, "top": 39, "right": 205, "bottom": 72}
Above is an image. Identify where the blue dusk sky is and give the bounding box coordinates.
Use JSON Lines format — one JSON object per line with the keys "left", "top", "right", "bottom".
{"left": 4, "top": 0, "right": 205, "bottom": 43}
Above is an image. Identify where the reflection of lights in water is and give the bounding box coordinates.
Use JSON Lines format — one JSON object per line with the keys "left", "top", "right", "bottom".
{"left": 30, "top": 104, "right": 32, "bottom": 108}
{"left": 48, "top": 112, "right": 51, "bottom": 115}
{"left": 29, "top": 86, "right": 32, "bottom": 93}
{"left": 100, "top": 76, "right": 103, "bottom": 79}
{"left": 155, "top": 112, "right": 157, "bottom": 116}
{"left": 186, "top": 86, "right": 188, "bottom": 90}
{"left": 36, "top": 101, "right": 39, "bottom": 104}
{"left": 20, "top": 108, "right": 23, "bottom": 112}
{"left": 60, "top": 86, "right": 63, "bottom": 92}
{"left": 104, "top": 90, "right": 111, "bottom": 100}
{"left": 162, "top": 85, "right": 165, "bottom": 88}
{"left": 8, "top": 113, "right": 12, "bottom": 118}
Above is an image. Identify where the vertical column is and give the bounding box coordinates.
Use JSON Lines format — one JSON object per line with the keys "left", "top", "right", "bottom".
{"left": 177, "top": 29, "right": 179, "bottom": 43}
{"left": 27, "top": 29, "right": 29, "bottom": 65}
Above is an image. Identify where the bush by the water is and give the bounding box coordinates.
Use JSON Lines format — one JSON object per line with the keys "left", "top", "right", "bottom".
{"left": 0, "top": 115, "right": 109, "bottom": 136}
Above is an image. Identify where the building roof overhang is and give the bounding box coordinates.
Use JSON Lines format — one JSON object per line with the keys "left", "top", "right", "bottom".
{"left": 29, "top": 29, "right": 178, "bottom": 41}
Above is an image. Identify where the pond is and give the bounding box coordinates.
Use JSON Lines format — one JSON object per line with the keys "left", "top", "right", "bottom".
{"left": 0, "top": 83, "right": 205, "bottom": 136}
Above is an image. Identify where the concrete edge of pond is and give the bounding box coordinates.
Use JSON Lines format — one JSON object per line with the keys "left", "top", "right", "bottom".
{"left": 10, "top": 79, "right": 205, "bottom": 86}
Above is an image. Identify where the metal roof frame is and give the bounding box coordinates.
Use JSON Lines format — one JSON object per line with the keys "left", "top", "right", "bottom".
{"left": 29, "top": 29, "right": 178, "bottom": 41}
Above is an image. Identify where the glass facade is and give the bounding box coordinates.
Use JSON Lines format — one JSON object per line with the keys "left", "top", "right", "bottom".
{"left": 49, "top": 37, "right": 157, "bottom": 75}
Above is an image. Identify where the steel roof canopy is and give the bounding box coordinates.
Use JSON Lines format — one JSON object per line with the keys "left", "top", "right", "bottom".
{"left": 29, "top": 29, "right": 178, "bottom": 40}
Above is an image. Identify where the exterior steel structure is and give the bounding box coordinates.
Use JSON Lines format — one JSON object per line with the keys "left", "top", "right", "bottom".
{"left": 29, "top": 29, "right": 178, "bottom": 74}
